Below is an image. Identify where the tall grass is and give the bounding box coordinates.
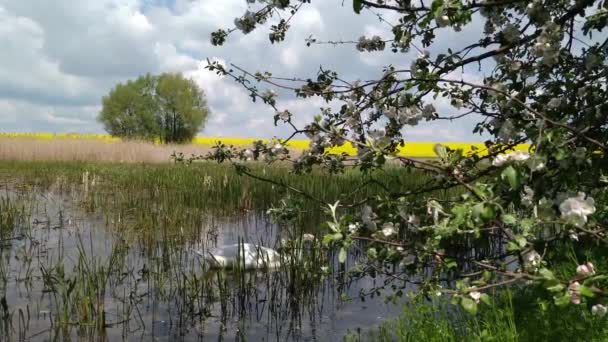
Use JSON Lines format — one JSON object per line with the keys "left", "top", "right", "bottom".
{"left": 0, "top": 160, "right": 435, "bottom": 340}
{"left": 345, "top": 240, "right": 608, "bottom": 342}
{"left": 345, "top": 294, "right": 518, "bottom": 342}
{"left": 0, "top": 160, "right": 438, "bottom": 224}
{"left": 346, "top": 287, "right": 608, "bottom": 342}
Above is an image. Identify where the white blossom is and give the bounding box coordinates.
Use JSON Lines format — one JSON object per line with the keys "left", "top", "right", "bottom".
{"left": 452, "top": 98, "right": 464, "bottom": 109}
{"left": 498, "top": 119, "right": 516, "bottom": 141}
{"left": 529, "top": 157, "right": 546, "bottom": 171}
{"left": 384, "top": 106, "right": 398, "bottom": 120}
{"left": 356, "top": 35, "right": 386, "bottom": 52}
{"left": 408, "top": 215, "right": 420, "bottom": 226}
{"left": 559, "top": 192, "right": 596, "bottom": 227}
{"left": 417, "top": 50, "right": 430, "bottom": 59}
{"left": 576, "top": 262, "right": 595, "bottom": 277}
{"left": 264, "top": 89, "right": 278, "bottom": 98}
{"left": 243, "top": 149, "right": 254, "bottom": 161}
{"left": 270, "top": 143, "right": 284, "bottom": 154}
{"left": 521, "top": 186, "right": 535, "bottom": 207}
{"left": 492, "top": 151, "right": 530, "bottom": 167}
{"left": 362, "top": 206, "right": 377, "bottom": 230}
{"left": 427, "top": 200, "right": 443, "bottom": 224}
{"left": 502, "top": 24, "right": 520, "bottom": 43}
{"left": 421, "top": 104, "right": 435, "bottom": 119}
{"left": 303, "top": 233, "right": 315, "bottom": 242}
{"left": 547, "top": 97, "right": 562, "bottom": 109}
{"left": 436, "top": 14, "right": 450, "bottom": 27}
{"left": 568, "top": 281, "right": 582, "bottom": 305}
{"left": 234, "top": 11, "right": 257, "bottom": 34}
{"left": 345, "top": 116, "right": 359, "bottom": 130}
{"left": 523, "top": 250, "right": 541, "bottom": 272}
{"left": 469, "top": 289, "right": 482, "bottom": 304}
{"left": 276, "top": 110, "right": 290, "bottom": 121}
{"left": 381, "top": 222, "right": 397, "bottom": 237}
{"left": 510, "top": 60, "right": 522, "bottom": 71}
{"left": 367, "top": 129, "right": 386, "bottom": 141}
{"left": 592, "top": 304, "right": 607, "bottom": 317}
{"left": 577, "top": 86, "right": 587, "bottom": 98}
{"left": 532, "top": 22, "right": 562, "bottom": 66}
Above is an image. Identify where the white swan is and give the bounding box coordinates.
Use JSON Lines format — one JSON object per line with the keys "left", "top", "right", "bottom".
{"left": 194, "top": 234, "right": 317, "bottom": 270}
{"left": 196, "top": 243, "right": 282, "bottom": 270}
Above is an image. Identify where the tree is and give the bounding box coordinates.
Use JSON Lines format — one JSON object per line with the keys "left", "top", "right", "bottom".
{"left": 205, "top": 0, "right": 608, "bottom": 316}
{"left": 98, "top": 73, "right": 209, "bottom": 143}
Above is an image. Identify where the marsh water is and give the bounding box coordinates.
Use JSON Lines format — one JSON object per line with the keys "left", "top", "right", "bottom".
{"left": 0, "top": 182, "right": 407, "bottom": 341}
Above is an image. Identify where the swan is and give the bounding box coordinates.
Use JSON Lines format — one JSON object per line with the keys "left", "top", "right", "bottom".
{"left": 194, "top": 234, "right": 317, "bottom": 270}
{"left": 195, "top": 243, "right": 282, "bottom": 270}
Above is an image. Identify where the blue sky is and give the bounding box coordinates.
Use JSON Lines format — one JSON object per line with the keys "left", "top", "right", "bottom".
{"left": 0, "top": 0, "right": 484, "bottom": 141}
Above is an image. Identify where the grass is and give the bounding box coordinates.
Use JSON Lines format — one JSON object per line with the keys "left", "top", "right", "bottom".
{"left": 345, "top": 294, "right": 518, "bottom": 342}
{"left": 345, "top": 240, "right": 608, "bottom": 342}
{"left": 0, "top": 160, "right": 439, "bottom": 340}
{"left": 0, "top": 160, "right": 437, "bottom": 219}
{"left": 346, "top": 288, "right": 608, "bottom": 342}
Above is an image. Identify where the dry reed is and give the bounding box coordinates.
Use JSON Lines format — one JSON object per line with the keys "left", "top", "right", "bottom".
{"left": 0, "top": 137, "right": 214, "bottom": 163}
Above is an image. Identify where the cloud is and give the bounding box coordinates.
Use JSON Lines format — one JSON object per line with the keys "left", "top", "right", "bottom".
{"left": 0, "top": 0, "right": 485, "bottom": 141}
{"left": 0, "top": 99, "right": 102, "bottom": 133}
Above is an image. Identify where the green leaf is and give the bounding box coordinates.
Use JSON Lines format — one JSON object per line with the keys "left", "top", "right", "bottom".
{"left": 433, "top": 144, "right": 447, "bottom": 159}
{"left": 444, "top": 258, "right": 458, "bottom": 269}
{"left": 520, "top": 218, "right": 535, "bottom": 233}
{"left": 507, "top": 241, "right": 521, "bottom": 252}
{"left": 480, "top": 204, "right": 496, "bottom": 221}
{"left": 539, "top": 268, "right": 555, "bottom": 281}
{"left": 461, "top": 297, "right": 478, "bottom": 315}
{"left": 367, "top": 248, "right": 378, "bottom": 260}
{"left": 514, "top": 235, "right": 527, "bottom": 249}
{"left": 546, "top": 284, "right": 565, "bottom": 293}
{"left": 554, "top": 294, "right": 571, "bottom": 306}
{"left": 353, "top": 0, "right": 364, "bottom": 14}
{"left": 579, "top": 285, "right": 596, "bottom": 298}
{"left": 501, "top": 166, "right": 521, "bottom": 189}
{"left": 339, "top": 247, "right": 347, "bottom": 264}
{"left": 502, "top": 214, "right": 517, "bottom": 225}
{"left": 480, "top": 293, "right": 492, "bottom": 306}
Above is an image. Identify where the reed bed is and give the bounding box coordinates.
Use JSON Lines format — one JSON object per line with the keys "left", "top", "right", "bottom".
{"left": 0, "top": 133, "right": 531, "bottom": 162}
{"left": 0, "top": 137, "right": 214, "bottom": 163}
{"left": 0, "top": 160, "right": 435, "bottom": 340}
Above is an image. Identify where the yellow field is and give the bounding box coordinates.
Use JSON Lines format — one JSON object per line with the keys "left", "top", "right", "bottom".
{"left": 0, "top": 133, "right": 530, "bottom": 160}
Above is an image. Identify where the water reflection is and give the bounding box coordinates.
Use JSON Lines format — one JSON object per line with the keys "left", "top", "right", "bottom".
{"left": 0, "top": 190, "right": 404, "bottom": 341}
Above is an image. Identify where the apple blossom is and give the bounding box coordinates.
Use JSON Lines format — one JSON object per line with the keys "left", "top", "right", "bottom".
{"left": 560, "top": 193, "right": 596, "bottom": 227}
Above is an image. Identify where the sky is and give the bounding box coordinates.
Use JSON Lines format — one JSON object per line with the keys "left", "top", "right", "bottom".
{"left": 0, "top": 0, "right": 487, "bottom": 141}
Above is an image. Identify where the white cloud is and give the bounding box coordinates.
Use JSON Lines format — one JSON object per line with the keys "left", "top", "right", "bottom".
{"left": 0, "top": 0, "right": 484, "bottom": 141}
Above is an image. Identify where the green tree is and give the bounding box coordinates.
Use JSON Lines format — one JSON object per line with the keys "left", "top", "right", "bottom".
{"left": 205, "top": 0, "right": 608, "bottom": 317}
{"left": 98, "top": 73, "right": 209, "bottom": 143}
